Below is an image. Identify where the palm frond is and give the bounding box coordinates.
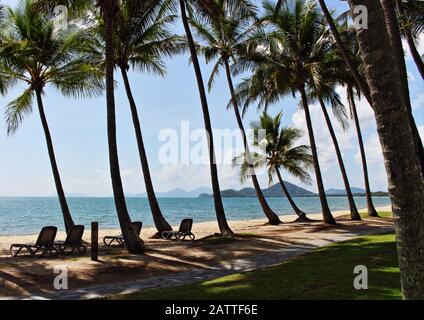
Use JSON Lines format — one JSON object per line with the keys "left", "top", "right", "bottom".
{"left": 5, "top": 87, "right": 33, "bottom": 136}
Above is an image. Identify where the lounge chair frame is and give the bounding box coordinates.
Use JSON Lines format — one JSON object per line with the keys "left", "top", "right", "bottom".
{"left": 161, "top": 219, "right": 195, "bottom": 241}
{"left": 103, "top": 222, "right": 143, "bottom": 247}
{"left": 10, "top": 226, "right": 59, "bottom": 258}
{"left": 54, "top": 225, "right": 87, "bottom": 255}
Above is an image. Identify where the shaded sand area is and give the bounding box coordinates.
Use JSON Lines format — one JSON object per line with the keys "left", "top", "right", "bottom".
{"left": 0, "top": 206, "right": 393, "bottom": 299}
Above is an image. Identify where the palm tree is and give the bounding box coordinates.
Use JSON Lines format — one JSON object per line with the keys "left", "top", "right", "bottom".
{"left": 308, "top": 80, "right": 361, "bottom": 221}
{"left": 0, "top": 0, "right": 104, "bottom": 234}
{"left": 236, "top": 112, "right": 313, "bottom": 220}
{"left": 379, "top": 0, "right": 424, "bottom": 180}
{"left": 333, "top": 19, "right": 380, "bottom": 217}
{"left": 104, "top": 0, "right": 183, "bottom": 235}
{"left": 178, "top": 0, "right": 234, "bottom": 236}
{"left": 189, "top": 0, "right": 283, "bottom": 224}
{"left": 347, "top": 0, "right": 424, "bottom": 299}
{"left": 319, "top": 0, "right": 424, "bottom": 179}
{"left": 303, "top": 45, "right": 361, "bottom": 221}
{"left": 346, "top": 87, "right": 378, "bottom": 217}
{"left": 235, "top": 0, "right": 336, "bottom": 224}
{"left": 394, "top": 0, "right": 424, "bottom": 80}
{"left": 40, "top": 0, "right": 145, "bottom": 252}
{"left": 99, "top": 0, "right": 144, "bottom": 252}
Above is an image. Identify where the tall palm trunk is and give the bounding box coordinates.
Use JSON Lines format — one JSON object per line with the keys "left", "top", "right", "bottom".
{"left": 275, "top": 167, "right": 308, "bottom": 220}
{"left": 379, "top": 0, "right": 424, "bottom": 180}
{"left": 102, "top": 0, "right": 143, "bottom": 253}
{"left": 394, "top": 0, "right": 424, "bottom": 80}
{"left": 299, "top": 86, "right": 336, "bottom": 224}
{"left": 349, "top": 91, "right": 379, "bottom": 217}
{"left": 348, "top": 0, "right": 424, "bottom": 299}
{"left": 224, "top": 59, "right": 283, "bottom": 224}
{"left": 317, "top": 0, "right": 372, "bottom": 105}
{"left": 318, "top": 96, "right": 361, "bottom": 220}
{"left": 120, "top": 67, "right": 173, "bottom": 234}
{"left": 179, "top": 0, "right": 233, "bottom": 236}
{"left": 35, "top": 90, "right": 74, "bottom": 234}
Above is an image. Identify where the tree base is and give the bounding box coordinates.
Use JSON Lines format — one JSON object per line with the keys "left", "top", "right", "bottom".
{"left": 214, "top": 232, "right": 235, "bottom": 239}
{"left": 268, "top": 218, "right": 282, "bottom": 225}
{"left": 368, "top": 210, "right": 380, "bottom": 218}
{"left": 149, "top": 233, "right": 163, "bottom": 239}
{"left": 351, "top": 214, "right": 362, "bottom": 221}
{"left": 323, "top": 214, "right": 337, "bottom": 225}
{"left": 292, "top": 215, "right": 314, "bottom": 223}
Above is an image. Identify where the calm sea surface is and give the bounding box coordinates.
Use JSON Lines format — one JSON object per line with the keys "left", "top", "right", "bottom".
{"left": 0, "top": 196, "right": 392, "bottom": 236}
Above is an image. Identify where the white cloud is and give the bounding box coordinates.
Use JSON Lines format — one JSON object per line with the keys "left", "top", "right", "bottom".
{"left": 412, "top": 93, "right": 424, "bottom": 112}
{"left": 355, "top": 133, "right": 383, "bottom": 165}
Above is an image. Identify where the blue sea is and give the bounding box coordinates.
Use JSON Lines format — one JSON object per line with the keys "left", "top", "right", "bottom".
{"left": 0, "top": 196, "right": 392, "bottom": 236}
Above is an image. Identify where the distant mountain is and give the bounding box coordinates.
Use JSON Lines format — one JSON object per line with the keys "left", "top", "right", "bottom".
{"left": 325, "top": 188, "right": 389, "bottom": 196}
{"left": 326, "top": 187, "right": 366, "bottom": 195}
{"left": 199, "top": 181, "right": 316, "bottom": 198}
{"left": 130, "top": 186, "right": 212, "bottom": 198}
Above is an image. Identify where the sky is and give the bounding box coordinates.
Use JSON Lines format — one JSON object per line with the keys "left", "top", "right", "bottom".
{"left": 0, "top": 0, "right": 423, "bottom": 197}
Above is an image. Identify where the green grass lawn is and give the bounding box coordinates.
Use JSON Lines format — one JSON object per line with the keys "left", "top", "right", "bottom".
{"left": 109, "top": 232, "right": 401, "bottom": 300}
{"left": 364, "top": 211, "right": 393, "bottom": 218}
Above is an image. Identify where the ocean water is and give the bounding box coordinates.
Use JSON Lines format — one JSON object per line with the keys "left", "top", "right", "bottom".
{"left": 0, "top": 196, "right": 392, "bottom": 236}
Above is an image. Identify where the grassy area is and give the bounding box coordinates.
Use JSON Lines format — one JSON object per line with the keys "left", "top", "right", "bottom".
{"left": 109, "top": 232, "right": 401, "bottom": 300}
{"left": 365, "top": 211, "right": 393, "bottom": 218}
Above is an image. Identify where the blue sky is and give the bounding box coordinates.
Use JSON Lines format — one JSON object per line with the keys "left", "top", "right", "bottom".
{"left": 0, "top": 0, "right": 423, "bottom": 196}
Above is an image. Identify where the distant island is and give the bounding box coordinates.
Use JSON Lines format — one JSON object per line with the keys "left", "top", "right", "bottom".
{"left": 199, "top": 183, "right": 389, "bottom": 198}
{"left": 50, "top": 184, "right": 388, "bottom": 199}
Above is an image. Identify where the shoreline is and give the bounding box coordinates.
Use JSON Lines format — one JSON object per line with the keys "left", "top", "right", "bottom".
{"left": 0, "top": 205, "right": 392, "bottom": 253}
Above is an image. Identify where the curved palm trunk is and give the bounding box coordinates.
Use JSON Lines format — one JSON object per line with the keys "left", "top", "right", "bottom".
{"left": 317, "top": 0, "right": 372, "bottom": 105}
{"left": 224, "top": 59, "right": 282, "bottom": 225}
{"left": 394, "top": 0, "right": 424, "bottom": 80}
{"left": 318, "top": 97, "right": 361, "bottom": 220}
{"left": 179, "top": 0, "right": 233, "bottom": 236}
{"left": 404, "top": 32, "right": 424, "bottom": 80}
{"left": 320, "top": 0, "right": 423, "bottom": 190}
{"left": 348, "top": 0, "right": 424, "bottom": 299}
{"left": 350, "top": 94, "right": 379, "bottom": 217}
{"left": 275, "top": 168, "right": 309, "bottom": 221}
{"left": 35, "top": 90, "right": 74, "bottom": 234}
{"left": 120, "top": 67, "right": 173, "bottom": 234}
{"left": 102, "top": 0, "right": 143, "bottom": 253}
{"left": 299, "top": 86, "right": 336, "bottom": 224}
{"left": 380, "top": 0, "right": 424, "bottom": 180}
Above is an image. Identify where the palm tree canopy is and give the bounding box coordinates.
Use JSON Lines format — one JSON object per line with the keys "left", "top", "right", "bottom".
{"left": 233, "top": 0, "right": 335, "bottom": 113}
{"left": 89, "top": 0, "right": 185, "bottom": 76}
{"left": 235, "top": 111, "right": 313, "bottom": 185}
{"left": 115, "top": 0, "right": 185, "bottom": 73}
{"left": 188, "top": 0, "right": 257, "bottom": 90}
{"left": 0, "top": 0, "right": 104, "bottom": 135}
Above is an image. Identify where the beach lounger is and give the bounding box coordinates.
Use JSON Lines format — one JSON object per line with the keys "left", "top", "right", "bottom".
{"left": 54, "top": 225, "right": 87, "bottom": 255}
{"left": 161, "top": 219, "right": 195, "bottom": 241}
{"left": 10, "top": 226, "right": 59, "bottom": 257}
{"left": 103, "top": 221, "right": 143, "bottom": 247}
